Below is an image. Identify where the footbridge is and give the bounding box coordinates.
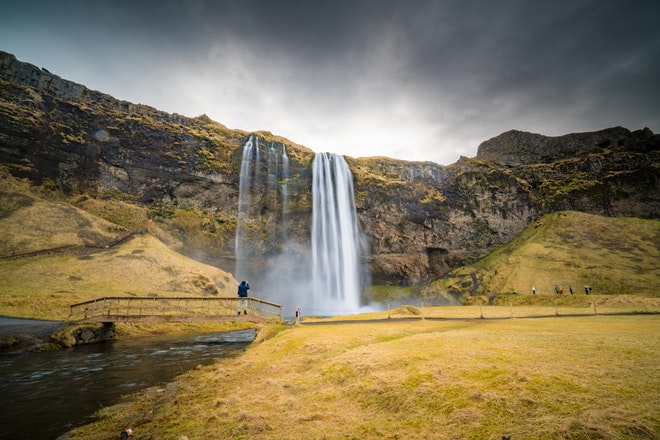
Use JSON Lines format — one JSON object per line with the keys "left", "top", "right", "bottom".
{"left": 67, "top": 296, "right": 282, "bottom": 324}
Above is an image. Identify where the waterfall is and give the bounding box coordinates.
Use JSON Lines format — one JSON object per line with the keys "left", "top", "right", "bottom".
{"left": 234, "top": 135, "right": 255, "bottom": 280}
{"left": 311, "top": 153, "right": 363, "bottom": 313}
{"left": 268, "top": 141, "right": 278, "bottom": 191}
{"left": 234, "top": 139, "right": 368, "bottom": 316}
{"left": 235, "top": 135, "right": 291, "bottom": 282}
{"left": 254, "top": 137, "right": 261, "bottom": 182}
{"left": 281, "top": 144, "right": 290, "bottom": 242}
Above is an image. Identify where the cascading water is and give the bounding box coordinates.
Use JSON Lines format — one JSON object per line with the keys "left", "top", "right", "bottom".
{"left": 280, "top": 144, "right": 290, "bottom": 242}
{"left": 234, "top": 135, "right": 255, "bottom": 280}
{"left": 235, "top": 135, "right": 291, "bottom": 282}
{"left": 254, "top": 137, "right": 261, "bottom": 182}
{"left": 234, "top": 137, "right": 368, "bottom": 316}
{"left": 311, "top": 153, "right": 363, "bottom": 314}
{"left": 268, "top": 141, "right": 279, "bottom": 191}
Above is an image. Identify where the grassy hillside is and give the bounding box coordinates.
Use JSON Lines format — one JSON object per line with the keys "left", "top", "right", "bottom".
{"left": 0, "top": 170, "right": 238, "bottom": 320}
{"left": 0, "top": 235, "right": 238, "bottom": 320}
{"left": 0, "top": 170, "right": 126, "bottom": 255}
{"left": 433, "top": 211, "right": 659, "bottom": 299}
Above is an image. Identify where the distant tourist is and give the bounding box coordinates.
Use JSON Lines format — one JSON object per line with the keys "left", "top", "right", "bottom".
{"left": 569, "top": 285, "right": 574, "bottom": 295}
{"left": 585, "top": 285, "right": 589, "bottom": 295}
{"left": 532, "top": 285, "right": 536, "bottom": 295}
{"left": 237, "top": 280, "right": 250, "bottom": 315}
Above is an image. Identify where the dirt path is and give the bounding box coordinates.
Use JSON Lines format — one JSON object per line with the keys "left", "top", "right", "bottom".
{"left": 0, "top": 316, "right": 64, "bottom": 353}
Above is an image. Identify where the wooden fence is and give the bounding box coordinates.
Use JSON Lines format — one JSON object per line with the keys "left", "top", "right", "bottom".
{"left": 67, "top": 296, "right": 282, "bottom": 324}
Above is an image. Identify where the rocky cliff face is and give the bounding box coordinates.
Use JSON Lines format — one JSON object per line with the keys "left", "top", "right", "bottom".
{"left": 350, "top": 156, "right": 539, "bottom": 282}
{"left": 356, "top": 125, "right": 658, "bottom": 282}
{"left": 1, "top": 51, "right": 658, "bottom": 283}
{"left": 476, "top": 127, "right": 636, "bottom": 166}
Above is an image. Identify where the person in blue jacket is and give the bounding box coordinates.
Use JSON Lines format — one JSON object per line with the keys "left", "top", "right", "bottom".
{"left": 237, "top": 280, "right": 250, "bottom": 315}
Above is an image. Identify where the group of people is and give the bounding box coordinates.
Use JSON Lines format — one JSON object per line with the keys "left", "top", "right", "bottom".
{"left": 530, "top": 284, "right": 594, "bottom": 295}
{"left": 553, "top": 285, "right": 572, "bottom": 295}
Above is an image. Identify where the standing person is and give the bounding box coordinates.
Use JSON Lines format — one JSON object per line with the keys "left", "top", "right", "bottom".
{"left": 237, "top": 280, "right": 250, "bottom": 315}
{"left": 569, "top": 285, "right": 574, "bottom": 295}
{"left": 532, "top": 285, "right": 536, "bottom": 295}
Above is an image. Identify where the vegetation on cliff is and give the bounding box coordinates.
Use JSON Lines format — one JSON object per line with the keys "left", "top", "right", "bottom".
{"left": 2, "top": 50, "right": 658, "bottom": 281}
{"left": 1, "top": 50, "right": 659, "bottom": 305}
{"left": 1, "top": 166, "right": 658, "bottom": 326}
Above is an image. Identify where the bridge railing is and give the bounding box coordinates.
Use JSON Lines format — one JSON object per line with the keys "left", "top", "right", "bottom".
{"left": 67, "top": 296, "right": 282, "bottom": 323}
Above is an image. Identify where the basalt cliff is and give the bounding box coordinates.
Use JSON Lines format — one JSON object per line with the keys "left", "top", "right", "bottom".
{"left": 1, "top": 51, "right": 658, "bottom": 283}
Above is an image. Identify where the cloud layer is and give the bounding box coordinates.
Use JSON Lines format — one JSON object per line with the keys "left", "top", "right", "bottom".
{"left": 2, "top": 0, "right": 659, "bottom": 164}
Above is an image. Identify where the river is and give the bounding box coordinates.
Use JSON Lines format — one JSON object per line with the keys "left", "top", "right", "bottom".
{"left": 0, "top": 328, "right": 255, "bottom": 439}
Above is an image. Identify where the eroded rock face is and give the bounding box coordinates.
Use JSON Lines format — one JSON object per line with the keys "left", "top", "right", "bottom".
{"left": 351, "top": 156, "right": 540, "bottom": 282}
{"left": 476, "top": 127, "right": 634, "bottom": 166}
{"left": 0, "top": 52, "right": 252, "bottom": 199}
{"left": 1, "top": 51, "right": 658, "bottom": 283}
{"left": 357, "top": 126, "right": 659, "bottom": 281}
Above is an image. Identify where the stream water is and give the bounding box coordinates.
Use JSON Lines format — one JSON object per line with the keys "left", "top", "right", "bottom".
{"left": 0, "top": 329, "right": 255, "bottom": 439}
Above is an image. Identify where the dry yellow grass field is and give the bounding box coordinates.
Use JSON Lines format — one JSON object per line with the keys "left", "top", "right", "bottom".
{"left": 67, "top": 314, "right": 659, "bottom": 440}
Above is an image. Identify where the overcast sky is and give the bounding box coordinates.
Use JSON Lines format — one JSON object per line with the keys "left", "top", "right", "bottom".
{"left": 2, "top": 0, "right": 659, "bottom": 165}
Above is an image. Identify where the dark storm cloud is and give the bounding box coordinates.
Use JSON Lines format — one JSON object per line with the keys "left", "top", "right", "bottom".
{"left": 1, "top": 0, "right": 659, "bottom": 164}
